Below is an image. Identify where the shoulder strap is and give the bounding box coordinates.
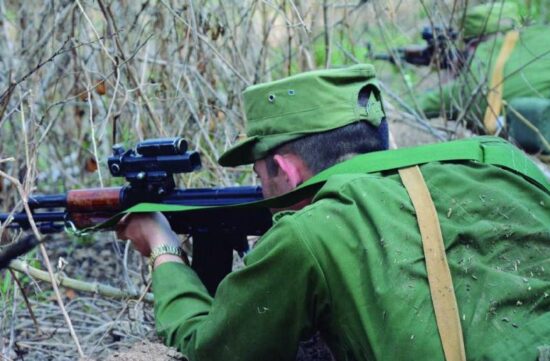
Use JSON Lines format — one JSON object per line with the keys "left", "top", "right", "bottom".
{"left": 399, "top": 165, "right": 466, "bottom": 361}
{"left": 483, "top": 30, "right": 520, "bottom": 134}
{"left": 304, "top": 136, "right": 549, "bottom": 196}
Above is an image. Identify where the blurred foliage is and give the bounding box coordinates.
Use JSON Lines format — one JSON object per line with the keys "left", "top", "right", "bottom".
{"left": 512, "top": 0, "right": 550, "bottom": 23}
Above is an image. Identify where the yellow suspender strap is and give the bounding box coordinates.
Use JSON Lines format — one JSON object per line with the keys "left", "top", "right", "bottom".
{"left": 398, "top": 166, "right": 466, "bottom": 361}
{"left": 483, "top": 30, "right": 520, "bottom": 134}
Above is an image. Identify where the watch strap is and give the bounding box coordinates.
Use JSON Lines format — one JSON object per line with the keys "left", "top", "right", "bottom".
{"left": 149, "top": 245, "right": 184, "bottom": 267}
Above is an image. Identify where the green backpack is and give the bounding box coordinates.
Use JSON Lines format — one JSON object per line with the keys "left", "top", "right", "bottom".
{"left": 507, "top": 97, "right": 550, "bottom": 155}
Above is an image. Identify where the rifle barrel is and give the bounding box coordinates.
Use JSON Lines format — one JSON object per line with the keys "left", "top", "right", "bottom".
{"left": 2, "top": 194, "right": 67, "bottom": 232}
{"left": 0, "top": 211, "right": 65, "bottom": 224}
{"left": 373, "top": 53, "right": 394, "bottom": 62}
{"left": 28, "top": 194, "right": 67, "bottom": 209}
{"left": 0, "top": 211, "right": 66, "bottom": 234}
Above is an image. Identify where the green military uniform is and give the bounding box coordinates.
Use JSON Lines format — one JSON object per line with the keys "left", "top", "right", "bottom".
{"left": 153, "top": 145, "right": 550, "bottom": 360}
{"left": 419, "top": 24, "right": 550, "bottom": 120}
{"left": 151, "top": 65, "right": 550, "bottom": 360}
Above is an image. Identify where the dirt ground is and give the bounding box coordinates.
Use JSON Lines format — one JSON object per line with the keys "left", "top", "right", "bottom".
{"left": 84, "top": 333, "right": 335, "bottom": 361}
{"left": 95, "top": 341, "right": 184, "bottom": 361}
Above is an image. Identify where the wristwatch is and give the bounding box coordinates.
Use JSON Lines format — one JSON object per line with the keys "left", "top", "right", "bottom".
{"left": 148, "top": 244, "right": 185, "bottom": 267}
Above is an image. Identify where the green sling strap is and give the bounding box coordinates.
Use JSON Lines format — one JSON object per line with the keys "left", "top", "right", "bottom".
{"left": 84, "top": 136, "right": 549, "bottom": 231}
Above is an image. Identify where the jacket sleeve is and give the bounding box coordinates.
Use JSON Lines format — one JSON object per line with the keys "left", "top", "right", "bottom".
{"left": 152, "top": 217, "right": 330, "bottom": 361}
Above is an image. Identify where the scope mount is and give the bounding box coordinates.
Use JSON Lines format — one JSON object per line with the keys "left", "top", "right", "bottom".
{"left": 107, "top": 137, "right": 201, "bottom": 197}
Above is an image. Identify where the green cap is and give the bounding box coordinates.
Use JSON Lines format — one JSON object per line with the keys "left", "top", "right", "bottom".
{"left": 218, "top": 64, "right": 385, "bottom": 167}
{"left": 463, "top": 2, "right": 519, "bottom": 39}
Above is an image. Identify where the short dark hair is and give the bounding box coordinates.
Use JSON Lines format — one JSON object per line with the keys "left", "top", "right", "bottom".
{"left": 265, "top": 119, "right": 389, "bottom": 176}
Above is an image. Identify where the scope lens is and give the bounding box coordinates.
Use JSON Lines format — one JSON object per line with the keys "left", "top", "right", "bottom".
{"left": 110, "top": 163, "right": 121, "bottom": 175}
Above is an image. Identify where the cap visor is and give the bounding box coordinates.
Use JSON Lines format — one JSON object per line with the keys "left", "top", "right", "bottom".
{"left": 218, "top": 137, "right": 259, "bottom": 167}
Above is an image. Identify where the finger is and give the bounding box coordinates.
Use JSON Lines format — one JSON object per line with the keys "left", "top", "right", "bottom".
{"left": 115, "top": 228, "right": 126, "bottom": 240}
{"left": 114, "top": 220, "right": 129, "bottom": 240}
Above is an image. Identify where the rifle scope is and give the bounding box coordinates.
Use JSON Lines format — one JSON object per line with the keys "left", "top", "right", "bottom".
{"left": 108, "top": 137, "right": 201, "bottom": 179}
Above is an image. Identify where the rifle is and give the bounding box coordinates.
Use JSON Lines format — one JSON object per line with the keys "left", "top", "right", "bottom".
{"left": 371, "top": 26, "right": 462, "bottom": 69}
{"left": 0, "top": 137, "right": 272, "bottom": 294}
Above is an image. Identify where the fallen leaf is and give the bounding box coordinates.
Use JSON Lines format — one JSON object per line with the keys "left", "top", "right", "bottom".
{"left": 95, "top": 80, "right": 107, "bottom": 96}
{"left": 84, "top": 157, "right": 98, "bottom": 173}
{"left": 65, "top": 289, "right": 77, "bottom": 300}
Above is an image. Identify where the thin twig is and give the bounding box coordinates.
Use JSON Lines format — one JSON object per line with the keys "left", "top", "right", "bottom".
{"left": 9, "top": 269, "right": 42, "bottom": 335}
{"left": 323, "top": 0, "right": 331, "bottom": 68}
{"left": 8, "top": 259, "right": 154, "bottom": 304}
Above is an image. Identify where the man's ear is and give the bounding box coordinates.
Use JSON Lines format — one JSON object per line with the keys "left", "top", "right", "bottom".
{"left": 272, "top": 154, "right": 304, "bottom": 188}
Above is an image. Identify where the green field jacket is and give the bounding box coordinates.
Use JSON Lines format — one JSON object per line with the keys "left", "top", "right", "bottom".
{"left": 152, "top": 138, "right": 550, "bottom": 360}
{"left": 418, "top": 25, "right": 550, "bottom": 122}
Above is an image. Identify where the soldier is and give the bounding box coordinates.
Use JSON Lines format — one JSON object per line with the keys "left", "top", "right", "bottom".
{"left": 117, "top": 64, "right": 550, "bottom": 361}
{"left": 418, "top": 2, "right": 550, "bottom": 156}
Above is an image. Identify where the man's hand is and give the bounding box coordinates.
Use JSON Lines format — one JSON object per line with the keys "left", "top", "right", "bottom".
{"left": 116, "top": 212, "right": 186, "bottom": 267}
